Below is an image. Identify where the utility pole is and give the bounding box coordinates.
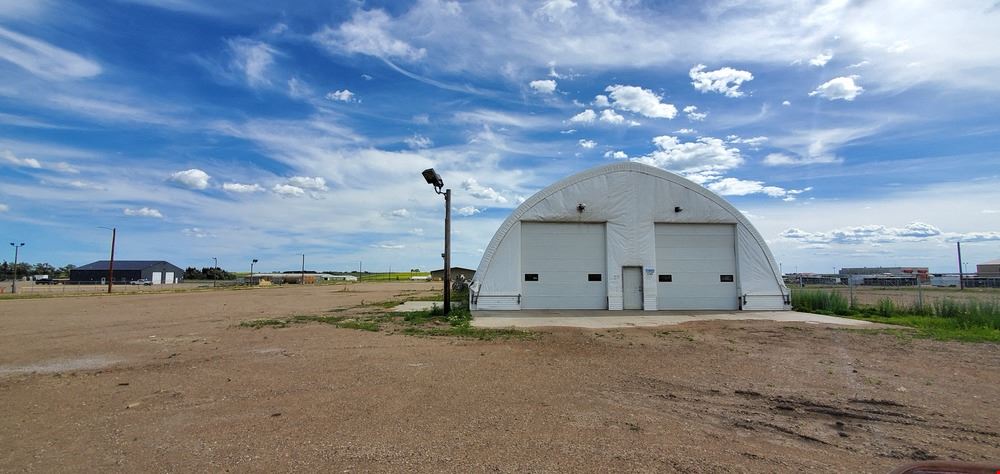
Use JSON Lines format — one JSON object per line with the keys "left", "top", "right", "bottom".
{"left": 98, "top": 227, "right": 116, "bottom": 294}
{"left": 300, "top": 254, "right": 305, "bottom": 285}
{"left": 212, "top": 257, "right": 218, "bottom": 287}
{"left": 957, "top": 241, "right": 964, "bottom": 290}
{"left": 9, "top": 242, "right": 24, "bottom": 294}
{"left": 444, "top": 188, "right": 452, "bottom": 314}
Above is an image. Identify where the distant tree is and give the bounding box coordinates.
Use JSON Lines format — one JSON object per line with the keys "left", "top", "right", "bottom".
{"left": 56, "top": 264, "right": 77, "bottom": 278}
{"left": 31, "top": 262, "right": 56, "bottom": 276}
{"left": 201, "top": 266, "right": 236, "bottom": 280}
{"left": 183, "top": 267, "right": 204, "bottom": 279}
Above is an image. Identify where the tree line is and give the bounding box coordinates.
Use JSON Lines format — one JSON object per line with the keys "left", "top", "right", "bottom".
{"left": 183, "top": 267, "right": 237, "bottom": 280}
{"left": 1, "top": 262, "right": 74, "bottom": 279}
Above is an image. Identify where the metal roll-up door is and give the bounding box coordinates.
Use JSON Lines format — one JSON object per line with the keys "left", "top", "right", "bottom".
{"left": 655, "top": 224, "right": 738, "bottom": 310}
{"left": 521, "top": 222, "right": 607, "bottom": 309}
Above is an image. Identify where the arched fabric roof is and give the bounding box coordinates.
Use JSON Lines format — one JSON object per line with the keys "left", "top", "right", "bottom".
{"left": 472, "top": 161, "right": 789, "bottom": 311}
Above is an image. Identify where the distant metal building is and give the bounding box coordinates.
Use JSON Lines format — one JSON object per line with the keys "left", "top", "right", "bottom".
{"left": 839, "top": 266, "right": 929, "bottom": 282}
{"left": 977, "top": 259, "right": 1000, "bottom": 276}
{"left": 431, "top": 267, "right": 476, "bottom": 282}
{"left": 70, "top": 260, "right": 184, "bottom": 284}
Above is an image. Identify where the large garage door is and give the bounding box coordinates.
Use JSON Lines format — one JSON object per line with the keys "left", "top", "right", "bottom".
{"left": 521, "top": 222, "right": 607, "bottom": 309}
{"left": 655, "top": 224, "right": 738, "bottom": 310}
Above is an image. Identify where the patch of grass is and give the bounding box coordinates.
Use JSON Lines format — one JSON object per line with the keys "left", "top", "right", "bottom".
{"left": 791, "top": 289, "right": 851, "bottom": 315}
{"left": 240, "top": 318, "right": 290, "bottom": 329}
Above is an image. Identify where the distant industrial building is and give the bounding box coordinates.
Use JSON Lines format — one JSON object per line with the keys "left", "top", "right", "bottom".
{"left": 251, "top": 273, "right": 357, "bottom": 284}
{"left": 431, "top": 267, "right": 476, "bottom": 283}
{"left": 839, "top": 266, "right": 929, "bottom": 282}
{"left": 70, "top": 260, "right": 184, "bottom": 284}
{"left": 978, "top": 259, "right": 1000, "bottom": 276}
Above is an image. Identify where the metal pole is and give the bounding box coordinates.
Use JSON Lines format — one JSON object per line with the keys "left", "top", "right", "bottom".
{"left": 444, "top": 188, "right": 451, "bottom": 315}
{"left": 212, "top": 257, "right": 218, "bottom": 287}
{"left": 108, "top": 228, "right": 116, "bottom": 294}
{"left": 10, "top": 243, "right": 24, "bottom": 294}
{"left": 957, "top": 241, "right": 964, "bottom": 290}
{"left": 301, "top": 254, "right": 305, "bottom": 285}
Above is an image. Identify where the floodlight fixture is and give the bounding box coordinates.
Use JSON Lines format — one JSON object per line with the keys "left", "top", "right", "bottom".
{"left": 422, "top": 168, "right": 444, "bottom": 194}
{"left": 420, "top": 168, "right": 451, "bottom": 314}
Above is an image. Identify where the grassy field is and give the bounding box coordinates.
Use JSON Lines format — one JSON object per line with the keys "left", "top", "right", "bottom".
{"left": 792, "top": 287, "right": 1000, "bottom": 342}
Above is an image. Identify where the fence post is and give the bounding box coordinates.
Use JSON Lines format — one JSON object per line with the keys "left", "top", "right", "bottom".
{"left": 849, "top": 278, "right": 855, "bottom": 308}
{"left": 917, "top": 279, "right": 923, "bottom": 312}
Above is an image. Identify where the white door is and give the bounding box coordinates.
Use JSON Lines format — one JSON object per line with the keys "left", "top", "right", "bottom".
{"left": 622, "top": 267, "right": 643, "bottom": 310}
{"left": 655, "top": 224, "right": 738, "bottom": 310}
{"left": 165, "top": 272, "right": 174, "bottom": 284}
{"left": 151, "top": 271, "right": 162, "bottom": 285}
{"left": 521, "top": 222, "right": 607, "bottom": 309}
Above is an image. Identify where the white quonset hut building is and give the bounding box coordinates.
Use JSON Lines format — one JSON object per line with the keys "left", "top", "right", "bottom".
{"left": 470, "top": 162, "right": 790, "bottom": 311}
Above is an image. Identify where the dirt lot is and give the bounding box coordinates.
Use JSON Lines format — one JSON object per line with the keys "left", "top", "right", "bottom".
{"left": 1, "top": 283, "right": 998, "bottom": 472}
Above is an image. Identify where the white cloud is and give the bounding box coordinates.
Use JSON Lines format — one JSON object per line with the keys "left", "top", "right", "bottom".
{"left": 947, "top": 232, "right": 1000, "bottom": 243}
{"left": 361, "top": 73, "right": 373, "bottom": 80}
{"left": 675, "top": 128, "right": 697, "bottom": 134}
{"left": 68, "top": 180, "right": 105, "bottom": 191}
{"left": 287, "top": 176, "right": 328, "bottom": 191}
{"left": 605, "top": 84, "right": 677, "bottom": 119}
{"left": 569, "top": 109, "right": 596, "bottom": 124}
{"left": 272, "top": 183, "right": 305, "bottom": 197}
{"left": 689, "top": 64, "right": 753, "bottom": 98}
{"left": 599, "top": 109, "right": 625, "bottom": 125}
{"left": 846, "top": 60, "right": 869, "bottom": 69}
{"left": 312, "top": 9, "right": 426, "bottom": 61}
{"left": 182, "top": 227, "right": 215, "bottom": 238}
{"left": 0, "top": 26, "right": 102, "bottom": 79}
{"left": 887, "top": 40, "right": 910, "bottom": 54}
{"left": 2, "top": 149, "right": 41, "bottom": 168}
{"left": 410, "top": 227, "right": 424, "bottom": 235}
{"left": 462, "top": 178, "right": 508, "bottom": 203}
{"left": 287, "top": 77, "right": 312, "bottom": 98}
{"left": 535, "top": 0, "right": 577, "bottom": 22}
{"left": 762, "top": 152, "right": 840, "bottom": 166}
{"left": 374, "top": 243, "right": 405, "bottom": 249}
{"left": 326, "top": 89, "right": 356, "bottom": 102}
{"left": 726, "top": 135, "right": 768, "bottom": 150}
{"left": 0, "top": 203, "right": 7, "bottom": 212}
{"left": 226, "top": 38, "right": 276, "bottom": 87}
{"left": 123, "top": 207, "right": 163, "bottom": 218}
{"left": 782, "top": 100, "right": 791, "bottom": 106}
{"left": 454, "top": 205, "right": 482, "bottom": 216}
{"left": 169, "top": 169, "right": 211, "bottom": 190}
{"left": 604, "top": 150, "right": 628, "bottom": 160}
{"left": 529, "top": 79, "right": 557, "bottom": 93}
{"left": 707, "top": 178, "right": 811, "bottom": 200}
{"left": 222, "top": 182, "right": 264, "bottom": 193}
{"left": 404, "top": 134, "right": 433, "bottom": 149}
{"left": 983, "top": 209, "right": 1000, "bottom": 214}
{"left": 389, "top": 208, "right": 410, "bottom": 218}
{"left": 412, "top": 113, "right": 430, "bottom": 124}
{"left": 809, "top": 51, "right": 833, "bottom": 67}
{"left": 682, "top": 105, "right": 707, "bottom": 121}
{"left": 781, "top": 222, "right": 946, "bottom": 245}
{"left": 578, "top": 139, "right": 596, "bottom": 149}
{"left": 632, "top": 135, "right": 743, "bottom": 174}
{"left": 593, "top": 94, "right": 610, "bottom": 107}
{"left": 809, "top": 76, "right": 864, "bottom": 101}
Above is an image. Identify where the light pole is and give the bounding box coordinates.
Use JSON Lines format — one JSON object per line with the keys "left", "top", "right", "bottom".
{"left": 250, "top": 258, "right": 258, "bottom": 286}
{"left": 9, "top": 242, "right": 24, "bottom": 294}
{"left": 421, "top": 168, "right": 451, "bottom": 315}
{"left": 212, "top": 257, "right": 218, "bottom": 287}
{"left": 957, "top": 241, "right": 964, "bottom": 290}
{"left": 299, "top": 253, "right": 305, "bottom": 285}
{"left": 98, "top": 227, "right": 116, "bottom": 294}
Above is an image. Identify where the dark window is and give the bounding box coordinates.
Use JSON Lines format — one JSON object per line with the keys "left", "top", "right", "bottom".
{"left": 720, "top": 274, "right": 734, "bottom": 282}
{"left": 659, "top": 274, "right": 672, "bottom": 282}
{"left": 524, "top": 274, "right": 539, "bottom": 281}
{"left": 588, "top": 273, "right": 602, "bottom": 282}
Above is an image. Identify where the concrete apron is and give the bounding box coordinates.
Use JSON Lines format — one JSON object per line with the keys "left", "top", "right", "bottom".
{"left": 471, "top": 310, "right": 877, "bottom": 329}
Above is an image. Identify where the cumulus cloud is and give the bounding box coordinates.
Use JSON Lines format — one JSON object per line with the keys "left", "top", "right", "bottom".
{"left": 529, "top": 79, "right": 557, "bottom": 93}
{"left": 809, "top": 51, "right": 833, "bottom": 67}
{"left": 810, "top": 76, "right": 864, "bottom": 101}
{"left": 781, "top": 222, "right": 944, "bottom": 245}
{"left": 689, "top": 64, "right": 753, "bottom": 98}
{"left": 287, "top": 176, "right": 328, "bottom": 191}
{"left": 226, "top": 38, "right": 276, "bottom": 87}
{"left": 222, "top": 182, "right": 264, "bottom": 193}
{"left": 605, "top": 84, "right": 677, "bottom": 119}
{"left": 578, "top": 139, "right": 596, "bottom": 149}
{"left": 389, "top": 208, "right": 410, "bottom": 218}
{"left": 0, "top": 26, "right": 102, "bottom": 79}
{"left": 569, "top": 109, "right": 596, "bottom": 124}
{"left": 599, "top": 109, "right": 625, "bottom": 125}
{"left": 947, "top": 232, "right": 1000, "bottom": 243}
{"left": 312, "top": 9, "right": 426, "bottom": 61}
{"left": 682, "top": 105, "right": 706, "bottom": 121}
{"left": 782, "top": 100, "right": 791, "bottom": 106}
{"left": 632, "top": 135, "right": 743, "bottom": 174}
{"left": 462, "top": 178, "right": 508, "bottom": 203}
{"left": 706, "top": 178, "right": 811, "bottom": 201}
{"left": 272, "top": 183, "right": 305, "bottom": 197}
{"left": 593, "top": 94, "right": 610, "bottom": 107}
{"left": 326, "top": 89, "right": 356, "bottom": 102}
{"left": 169, "top": 169, "right": 211, "bottom": 190}
{"left": 123, "top": 207, "right": 163, "bottom": 218}
{"left": 2, "top": 149, "right": 41, "bottom": 168}
{"left": 454, "top": 205, "right": 482, "bottom": 216}
{"left": 675, "top": 128, "right": 697, "bottom": 134}
{"left": 604, "top": 150, "right": 628, "bottom": 160}
{"left": 404, "top": 134, "right": 433, "bottom": 149}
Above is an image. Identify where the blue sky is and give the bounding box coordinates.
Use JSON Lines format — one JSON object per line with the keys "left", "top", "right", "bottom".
{"left": 1, "top": 0, "right": 999, "bottom": 274}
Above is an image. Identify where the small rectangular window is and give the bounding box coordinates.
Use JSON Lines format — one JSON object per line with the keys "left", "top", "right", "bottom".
{"left": 524, "top": 274, "right": 539, "bottom": 281}
{"left": 588, "top": 273, "right": 602, "bottom": 282}
{"left": 720, "top": 274, "right": 734, "bottom": 282}
{"left": 659, "top": 274, "right": 672, "bottom": 282}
